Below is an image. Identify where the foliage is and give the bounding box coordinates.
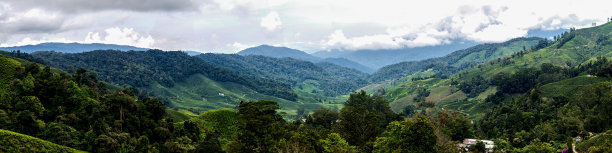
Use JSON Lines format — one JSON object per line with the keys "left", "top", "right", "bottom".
{"left": 513, "top": 139, "right": 556, "bottom": 153}
{"left": 335, "top": 91, "right": 400, "bottom": 147}
{"left": 457, "top": 75, "right": 489, "bottom": 97}
{"left": 588, "top": 57, "right": 612, "bottom": 77}
{"left": 373, "top": 117, "right": 438, "bottom": 153}
{"left": 319, "top": 133, "right": 356, "bottom": 153}
{"left": 225, "top": 100, "right": 289, "bottom": 153}
{"left": 306, "top": 108, "right": 339, "bottom": 129}
{"left": 468, "top": 141, "right": 486, "bottom": 153}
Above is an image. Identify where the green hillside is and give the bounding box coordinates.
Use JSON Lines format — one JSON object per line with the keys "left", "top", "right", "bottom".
{"left": 31, "top": 50, "right": 297, "bottom": 101}
{"left": 382, "top": 22, "right": 612, "bottom": 115}
{"left": 0, "top": 129, "right": 84, "bottom": 153}
{"left": 375, "top": 21, "right": 612, "bottom": 151}
{"left": 370, "top": 37, "right": 542, "bottom": 83}
{"left": 144, "top": 73, "right": 342, "bottom": 115}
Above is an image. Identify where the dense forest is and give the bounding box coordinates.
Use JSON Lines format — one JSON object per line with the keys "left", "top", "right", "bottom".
{"left": 0, "top": 53, "right": 474, "bottom": 152}
{"left": 31, "top": 50, "right": 297, "bottom": 101}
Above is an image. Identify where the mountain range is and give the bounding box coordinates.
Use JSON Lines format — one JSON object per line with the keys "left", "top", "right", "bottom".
{"left": 238, "top": 45, "right": 375, "bottom": 73}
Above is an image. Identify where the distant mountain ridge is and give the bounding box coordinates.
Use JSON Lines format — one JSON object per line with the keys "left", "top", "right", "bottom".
{"left": 313, "top": 41, "right": 479, "bottom": 69}
{"left": 237, "top": 45, "right": 375, "bottom": 73}
{"left": 238, "top": 45, "right": 320, "bottom": 62}
{"left": 198, "top": 53, "right": 369, "bottom": 97}
{"left": 0, "top": 42, "right": 207, "bottom": 56}
{"left": 0, "top": 42, "right": 149, "bottom": 53}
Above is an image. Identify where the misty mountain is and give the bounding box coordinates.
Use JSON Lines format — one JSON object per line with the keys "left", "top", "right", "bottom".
{"left": 237, "top": 44, "right": 375, "bottom": 73}
{"left": 0, "top": 42, "right": 149, "bottom": 53}
{"left": 319, "top": 57, "right": 375, "bottom": 73}
{"left": 312, "top": 41, "right": 478, "bottom": 69}
{"left": 237, "top": 45, "right": 320, "bottom": 62}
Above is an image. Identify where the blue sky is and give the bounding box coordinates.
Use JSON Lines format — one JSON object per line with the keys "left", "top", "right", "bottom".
{"left": 0, "top": 0, "right": 610, "bottom": 53}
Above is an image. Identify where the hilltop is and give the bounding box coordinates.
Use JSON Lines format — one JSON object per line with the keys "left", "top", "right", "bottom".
{"left": 0, "top": 42, "right": 148, "bottom": 53}
{"left": 237, "top": 45, "right": 375, "bottom": 73}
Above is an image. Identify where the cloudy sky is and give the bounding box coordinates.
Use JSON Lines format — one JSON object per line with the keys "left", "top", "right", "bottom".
{"left": 0, "top": 0, "right": 610, "bottom": 53}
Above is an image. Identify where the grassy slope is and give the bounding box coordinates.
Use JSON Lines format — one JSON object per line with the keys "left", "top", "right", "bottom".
{"left": 369, "top": 38, "right": 540, "bottom": 96}
{"left": 0, "top": 129, "right": 84, "bottom": 153}
{"left": 369, "top": 37, "right": 541, "bottom": 83}
{"left": 539, "top": 76, "right": 612, "bottom": 98}
{"left": 147, "top": 73, "right": 344, "bottom": 116}
{"left": 460, "top": 22, "right": 612, "bottom": 81}
{"left": 453, "top": 39, "right": 539, "bottom": 66}
{"left": 381, "top": 22, "right": 612, "bottom": 117}
{"left": 166, "top": 109, "right": 198, "bottom": 122}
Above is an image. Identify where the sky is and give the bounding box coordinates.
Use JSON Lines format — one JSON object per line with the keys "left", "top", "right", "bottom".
{"left": 0, "top": 0, "right": 610, "bottom": 53}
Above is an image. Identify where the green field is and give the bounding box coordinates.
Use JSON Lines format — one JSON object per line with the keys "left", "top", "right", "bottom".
{"left": 148, "top": 73, "right": 345, "bottom": 116}
{"left": 540, "top": 76, "right": 612, "bottom": 98}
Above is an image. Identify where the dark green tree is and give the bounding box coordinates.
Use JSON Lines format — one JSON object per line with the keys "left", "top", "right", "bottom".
{"left": 469, "top": 141, "right": 486, "bottom": 153}
{"left": 335, "top": 91, "right": 400, "bottom": 148}
{"left": 373, "top": 117, "right": 438, "bottom": 153}
{"left": 226, "top": 100, "right": 288, "bottom": 153}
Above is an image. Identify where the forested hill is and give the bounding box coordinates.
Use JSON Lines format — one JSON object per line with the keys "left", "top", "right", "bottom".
{"left": 0, "top": 52, "right": 230, "bottom": 152}
{"left": 198, "top": 53, "right": 369, "bottom": 97}
{"left": 319, "top": 57, "right": 375, "bottom": 73}
{"left": 31, "top": 50, "right": 297, "bottom": 101}
{"left": 237, "top": 45, "right": 320, "bottom": 62}
{"left": 369, "top": 37, "right": 542, "bottom": 82}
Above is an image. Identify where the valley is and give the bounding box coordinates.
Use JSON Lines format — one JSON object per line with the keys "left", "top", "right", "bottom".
{"left": 1, "top": 2, "right": 611, "bottom": 152}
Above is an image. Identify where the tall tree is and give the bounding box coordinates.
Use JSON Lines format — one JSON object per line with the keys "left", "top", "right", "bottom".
{"left": 226, "top": 100, "right": 288, "bottom": 153}
{"left": 373, "top": 117, "right": 438, "bottom": 153}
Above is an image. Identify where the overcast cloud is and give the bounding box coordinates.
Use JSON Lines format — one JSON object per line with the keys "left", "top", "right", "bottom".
{"left": 0, "top": 0, "right": 610, "bottom": 53}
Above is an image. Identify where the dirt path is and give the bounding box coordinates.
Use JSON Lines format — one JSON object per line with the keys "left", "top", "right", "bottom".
{"left": 572, "top": 140, "right": 578, "bottom": 153}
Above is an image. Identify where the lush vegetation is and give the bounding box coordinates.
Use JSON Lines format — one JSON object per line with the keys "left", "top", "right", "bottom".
{"left": 0, "top": 54, "right": 235, "bottom": 152}
{"left": 3, "top": 17, "right": 612, "bottom": 153}
{"left": 376, "top": 21, "right": 612, "bottom": 152}
{"left": 477, "top": 62, "right": 611, "bottom": 150}
{"left": 0, "top": 55, "right": 474, "bottom": 152}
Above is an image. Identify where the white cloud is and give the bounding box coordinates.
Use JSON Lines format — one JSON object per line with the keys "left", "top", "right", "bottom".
{"left": 2, "top": 0, "right": 612, "bottom": 52}
{"left": 229, "top": 42, "right": 255, "bottom": 53}
{"left": 1, "top": 27, "right": 155, "bottom": 48}
{"left": 85, "top": 27, "right": 155, "bottom": 48}
{"left": 0, "top": 37, "right": 70, "bottom": 47}
{"left": 260, "top": 11, "right": 282, "bottom": 31}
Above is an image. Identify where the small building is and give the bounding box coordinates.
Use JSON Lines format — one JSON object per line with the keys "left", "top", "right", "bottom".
{"left": 459, "top": 138, "right": 495, "bottom": 152}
